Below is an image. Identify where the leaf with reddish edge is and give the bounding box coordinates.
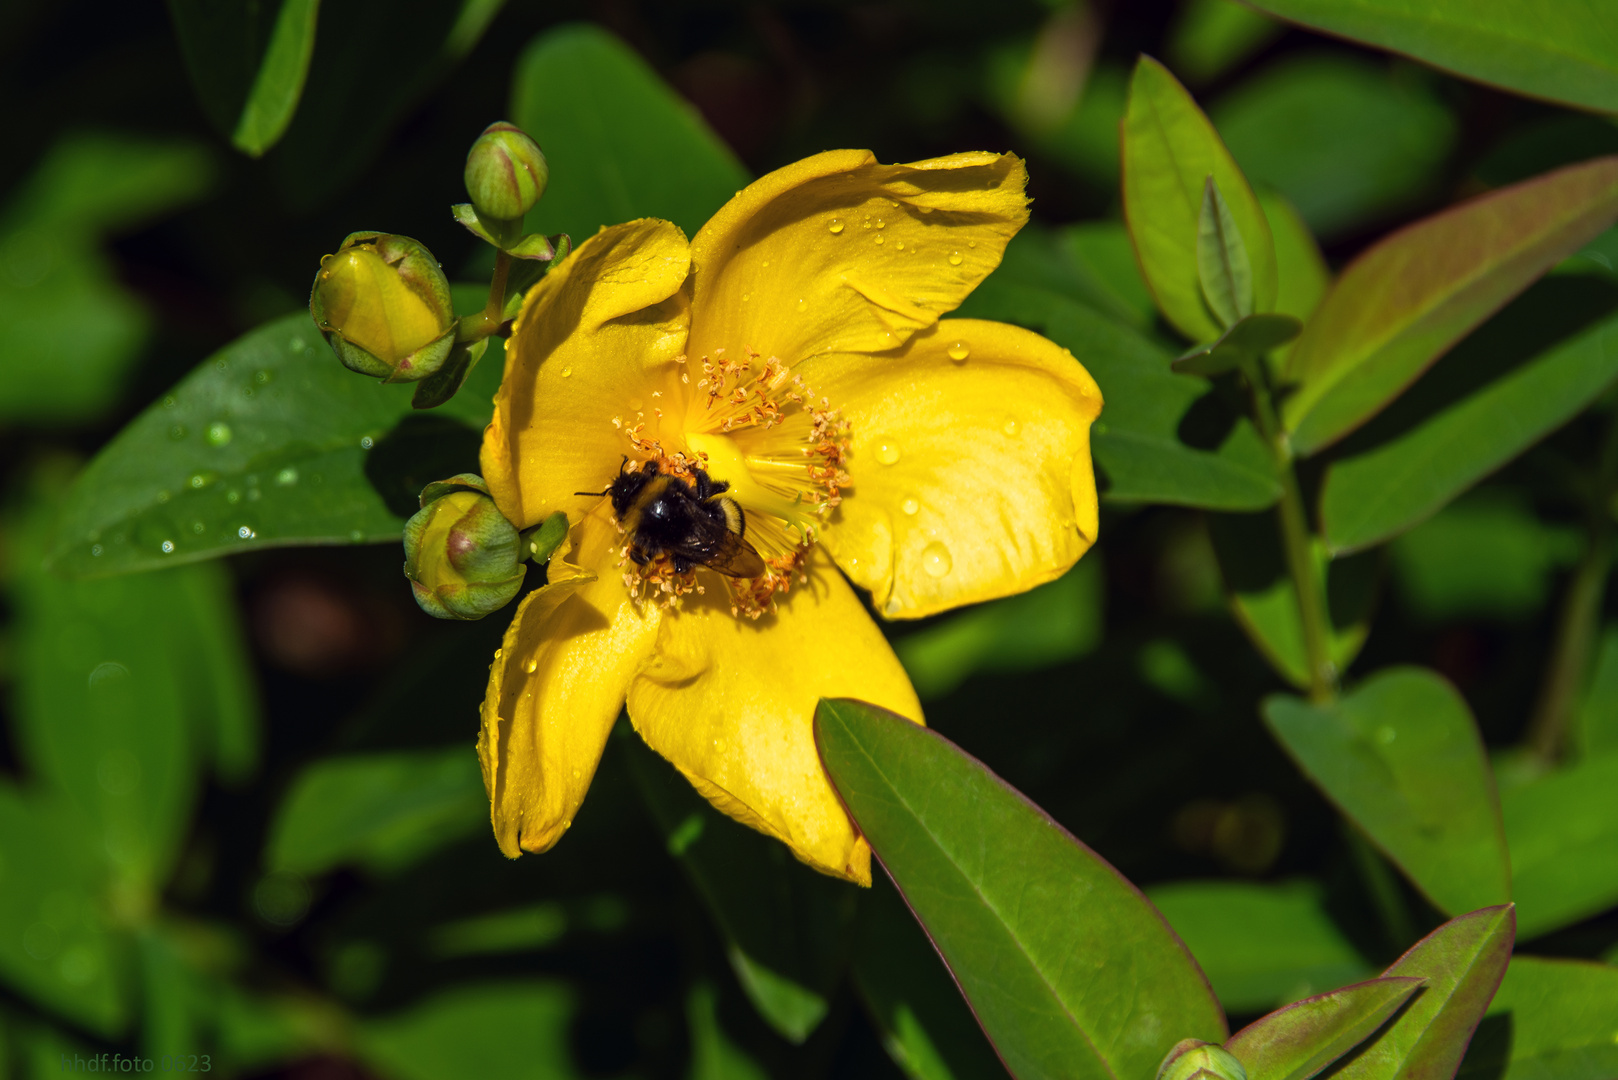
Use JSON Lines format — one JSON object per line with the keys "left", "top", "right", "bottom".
{"left": 1281, "top": 157, "right": 1618, "bottom": 456}
{"left": 1226, "top": 977, "right": 1424, "bottom": 1080}
{"left": 1123, "top": 55, "right": 1278, "bottom": 344}
{"left": 1328, "top": 905, "right": 1515, "bottom": 1080}
{"left": 814, "top": 697, "right": 1225, "bottom": 1080}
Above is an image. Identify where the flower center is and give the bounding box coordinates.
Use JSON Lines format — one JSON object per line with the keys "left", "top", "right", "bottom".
{"left": 613, "top": 347, "right": 850, "bottom": 618}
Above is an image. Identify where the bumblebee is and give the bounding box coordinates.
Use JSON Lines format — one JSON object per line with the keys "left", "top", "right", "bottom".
{"left": 591, "top": 459, "right": 767, "bottom": 578}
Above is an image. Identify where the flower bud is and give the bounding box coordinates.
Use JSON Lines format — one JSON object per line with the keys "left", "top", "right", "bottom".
{"left": 310, "top": 232, "right": 456, "bottom": 382}
{"left": 403, "top": 475, "right": 525, "bottom": 620}
{"left": 1156, "top": 1040, "right": 1247, "bottom": 1080}
{"left": 463, "top": 122, "right": 549, "bottom": 226}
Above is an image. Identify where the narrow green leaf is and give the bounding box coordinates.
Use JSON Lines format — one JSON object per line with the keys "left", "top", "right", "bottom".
{"left": 1459, "top": 956, "right": 1618, "bottom": 1080}
{"left": 266, "top": 749, "right": 486, "bottom": 876}
{"left": 512, "top": 23, "right": 749, "bottom": 241}
{"left": 1209, "top": 512, "right": 1376, "bottom": 690}
{"left": 816, "top": 698, "right": 1225, "bottom": 1080}
{"left": 47, "top": 297, "right": 499, "bottom": 578}
{"left": 1122, "top": 55, "right": 1278, "bottom": 343}
{"left": 1198, "top": 177, "right": 1256, "bottom": 329}
{"left": 895, "top": 558, "right": 1102, "bottom": 701}
{"left": 1226, "top": 977, "right": 1425, "bottom": 1080}
{"left": 1147, "top": 880, "right": 1373, "bottom": 1016}
{"left": 1283, "top": 157, "right": 1618, "bottom": 456}
{"left": 1262, "top": 669, "right": 1510, "bottom": 916}
{"left": 620, "top": 728, "right": 853, "bottom": 1044}
{"left": 1320, "top": 306, "right": 1618, "bottom": 554}
{"left": 230, "top": 0, "right": 320, "bottom": 156}
{"left": 1241, "top": 0, "right": 1618, "bottom": 114}
{"left": 1329, "top": 906, "right": 1514, "bottom": 1080}
{"left": 852, "top": 874, "right": 1006, "bottom": 1080}
{"left": 1502, "top": 751, "right": 1618, "bottom": 940}
{"left": 1212, "top": 56, "right": 1456, "bottom": 239}
{"left": 356, "top": 982, "right": 581, "bottom": 1080}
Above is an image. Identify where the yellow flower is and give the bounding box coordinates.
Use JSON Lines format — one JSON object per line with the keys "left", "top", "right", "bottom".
{"left": 477, "top": 149, "right": 1103, "bottom": 884}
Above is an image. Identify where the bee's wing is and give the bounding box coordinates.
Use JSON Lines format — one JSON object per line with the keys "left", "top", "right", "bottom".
{"left": 701, "top": 529, "right": 767, "bottom": 578}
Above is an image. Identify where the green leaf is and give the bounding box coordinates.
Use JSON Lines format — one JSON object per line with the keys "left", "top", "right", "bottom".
{"left": 1212, "top": 55, "right": 1456, "bottom": 239}
{"left": 1225, "top": 977, "right": 1425, "bottom": 1080}
{"left": 1174, "top": 313, "right": 1302, "bottom": 377}
{"left": 1146, "top": 880, "right": 1373, "bottom": 1015}
{"left": 1502, "top": 751, "right": 1618, "bottom": 940}
{"left": 1167, "top": 0, "right": 1284, "bottom": 85}
{"left": 266, "top": 748, "right": 486, "bottom": 876}
{"left": 356, "top": 982, "right": 581, "bottom": 1080}
{"left": 1262, "top": 191, "right": 1329, "bottom": 327}
{"left": 1199, "top": 177, "right": 1256, "bottom": 329}
{"left": 851, "top": 874, "right": 1006, "bottom": 1080}
{"left": 1319, "top": 304, "right": 1618, "bottom": 553}
{"left": 0, "top": 787, "right": 130, "bottom": 1036}
{"left": 428, "top": 903, "right": 567, "bottom": 959}
{"left": 167, "top": 0, "right": 319, "bottom": 155}
{"left": 960, "top": 223, "right": 1156, "bottom": 332}
{"left": 1574, "top": 627, "right": 1618, "bottom": 759}
{"left": 1459, "top": 956, "right": 1618, "bottom": 1080}
{"left": 1329, "top": 906, "right": 1514, "bottom": 1080}
{"left": 512, "top": 23, "right": 749, "bottom": 241}
{"left": 688, "top": 982, "right": 770, "bottom": 1080}
{"left": 47, "top": 301, "right": 499, "bottom": 578}
{"left": 620, "top": 728, "right": 853, "bottom": 1044}
{"left": 1209, "top": 512, "right": 1377, "bottom": 689}
{"left": 895, "top": 558, "right": 1103, "bottom": 701}
{"left": 815, "top": 698, "right": 1225, "bottom": 1080}
{"left": 0, "top": 134, "right": 214, "bottom": 424}
{"left": 1048, "top": 300, "right": 1283, "bottom": 510}
{"left": 1282, "top": 157, "right": 1618, "bottom": 457}
{"left": 1389, "top": 492, "right": 1580, "bottom": 622}
{"left": 1122, "top": 55, "right": 1278, "bottom": 343}
{"left": 1061, "top": 222, "right": 1158, "bottom": 330}
{"left": 1240, "top": 0, "right": 1618, "bottom": 114}
{"left": 1262, "top": 668, "right": 1510, "bottom": 916}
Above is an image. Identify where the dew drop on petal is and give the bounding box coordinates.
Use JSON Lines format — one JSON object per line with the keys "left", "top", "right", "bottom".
{"left": 874, "top": 439, "right": 901, "bottom": 465}
{"left": 921, "top": 542, "right": 952, "bottom": 578}
{"left": 525, "top": 659, "right": 538, "bottom": 674}
{"left": 796, "top": 298, "right": 807, "bottom": 312}
{"left": 875, "top": 219, "right": 886, "bottom": 229}
{"left": 948, "top": 251, "right": 963, "bottom": 266}
{"left": 901, "top": 497, "right": 919, "bottom": 515}
{"left": 895, "top": 241, "right": 904, "bottom": 251}
{"left": 1003, "top": 418, "right": 1020, "bottom": 436}
{"left": 828, "top": 218, "right": 845, "bottom": 234}
{"left": 561, "top": 366, "right": 572, "bottom": 378}
{"left": 947, "top": 341, "right": 969, "bottom": 362}
{"left": 873, "top": 235, "right": 884, "bottom": 245}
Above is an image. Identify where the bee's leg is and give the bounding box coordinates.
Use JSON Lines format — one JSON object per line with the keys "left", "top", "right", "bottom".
{"left": 629, "top": 548, "right": 650, "bottom": 566}
{"left": 672, "top": 555, "right": 692, "bottom": 573}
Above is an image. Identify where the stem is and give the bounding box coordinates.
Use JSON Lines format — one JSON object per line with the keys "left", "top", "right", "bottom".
{"left": 1247, "top": 366, "right": 1336, "bottom": 702}
{"left": 1524, "top": 410, "right": 1618, "bottom": 763}
{"left": 456, "top": 249, "right": 512, "bottom": 343}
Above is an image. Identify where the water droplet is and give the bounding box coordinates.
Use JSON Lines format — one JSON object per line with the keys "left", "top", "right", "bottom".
{"left": 255, "top": 369, "right": 274, "bottom": 384}
{"left": 525, "top": 659, "right": 538, "bottom": 674}
{"left": 156, "top": 490, "right": 171, "bottom": 504}
{"left": 561, "top": 366, "right": 572, "bottom": 378}
{"left": 921, "top": 542, "right": 952, "bottom": 578}
{"left": 901, "top": 497, "right": 919, "bottom": 515}
{"left": 90, "top": 544, "right": 103, "bottom": 557}
{"left": 628, "top": 397, "right": 644, "bottom": 411}
{"left": 226, "top": 490, "right": 241, "bottom": 504}
{"left": 874, "top": 439, "right": 901, "bottom": 465}
{"left": 275, "top": 467, "right": 298, "bottom": 486}
{"left": 162, "top": 395, "right": 177, "bottom": 409}
{"left": 189, "top": 470, "right": 218, "bottom": 489}
{"left": 359, "top": 435, "right": 374, "bottom": 450}
{"left": 160, "top": 540, "right": 175, "bottom": 554}
{"left": 828, "top": 218, "right": 845, "bottom": 234}
{"left": 191, "top": 521, "right": 205, "bottom": 534}
{"left": 948, "top": 251, "right": 964, "bottom": 266}
{"left": 168, "top": 424, "right": 187, "bottom": 441}
{"left": 1376, "top": 725, "right": 1397, "bottom": 745}
{"left": 796, "top": 298, "right": 807, "bottom": 312}
{"left": 247, "top": 487, "right": 262, "bottom": 502}
{"left": 206, "top": 422, "right": 232, "bottom": 446}
{"left": 873, "top": 235, "right": 885, "bottom": 245}
{"left": 714, "top": 738, "right": 725, "bottom": 752}
{"left": 875, "top": 218, "right": 886, "bottom": 229}
{"left": 947, "top": 341, "right": 970, "bottom": 361}
{"left": 238, "top": 526, "right": 255, "bottom": 540}
{"left": 349, "top": 530, "right": 364, "bottom": 543}
{"left": 1003, "top": 418, "right": 1020, "bottom": 436}
{"left": 895, "top": 241, "right": 905, "bottom": 251}
{"left": 968, "top": 240, "right": 977, "bottom": 248}
{"left": 290, "top": 336, "right": 308, "bottom": 353}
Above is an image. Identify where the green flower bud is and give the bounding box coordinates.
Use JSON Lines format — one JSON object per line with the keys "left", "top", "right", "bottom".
{"left": 403, "top": 475, "right": 526, "bottom": 620}
{"left": 1156, "top": 1040, "right": 1247, "bottom": 1080}
{"left": 310, "top": 232, "right": 456, "bottom": 382}
{"left": 463, "top": 122, "right": 549, "bottom": 226}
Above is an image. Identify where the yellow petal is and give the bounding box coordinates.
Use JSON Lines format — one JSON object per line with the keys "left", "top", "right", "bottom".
{"left": 816, "top": 319, "right": 1102, "bottom": 619}
{"left": 683, "top": 150, "right": 1029, "bottom": 383}
{"left": 624, "top": 550, "right": 922, "bottom": 884}
{"left": 482, "top": 218, "right": 693, "bottom": 529}
{"left": 478, "top": 509, "right": 660, "bottom": 857}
